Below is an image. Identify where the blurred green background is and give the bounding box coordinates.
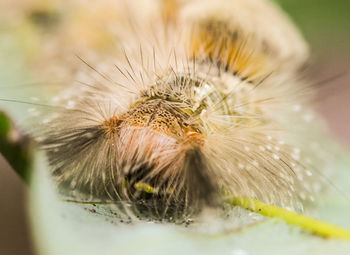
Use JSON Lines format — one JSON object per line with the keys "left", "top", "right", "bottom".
{"left": 276, "top": 0, "right": 350, "bottom": 57}
{"left": 0, "top": 1, "right": 349, "bottom": 255}
{"left": 275, "top": 0, "right": 350, "bottom": 148}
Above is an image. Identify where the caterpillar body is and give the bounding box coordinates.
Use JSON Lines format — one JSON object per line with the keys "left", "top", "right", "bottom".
{"left": 9, "top": 0, "right": 332, "bottom": 222}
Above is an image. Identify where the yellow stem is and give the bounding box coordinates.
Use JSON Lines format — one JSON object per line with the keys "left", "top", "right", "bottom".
{"left": 231, "top": 197, "right": 350, "bottom": 241}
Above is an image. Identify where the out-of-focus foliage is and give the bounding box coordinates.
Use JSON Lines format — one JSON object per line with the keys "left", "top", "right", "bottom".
{"left": 275, "top": 0, "right": 350, "bottom": 55}
{"left": 0, "top": 112, "right": 32, "bottom": 181}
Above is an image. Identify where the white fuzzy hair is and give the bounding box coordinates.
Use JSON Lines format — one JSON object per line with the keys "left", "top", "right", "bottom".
{"left": 31, "top": 0, "right": 332, "bottom": 219}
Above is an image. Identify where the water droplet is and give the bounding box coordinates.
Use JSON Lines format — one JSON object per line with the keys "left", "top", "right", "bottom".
{"left": 293, "top": 148, "right": 301, "bottom": 154}
{"left": 293, "top": 104, "right": 301, "bottom": 112}
{"left": 231, "top": 249, "right": 248, "bottom": 255}
{"left": 273, "top": 154, "right": 280, "bottom": 160}
{"left": 66, "top": 100, "right": 76, "bottom": 109}
{"left": 303, "top": 113, "right": 314, "bottom": 122}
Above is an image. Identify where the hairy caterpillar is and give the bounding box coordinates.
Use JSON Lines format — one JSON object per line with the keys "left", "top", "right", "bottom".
{"left": 1, "top": 0, "right": 336, "bottom": 223}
